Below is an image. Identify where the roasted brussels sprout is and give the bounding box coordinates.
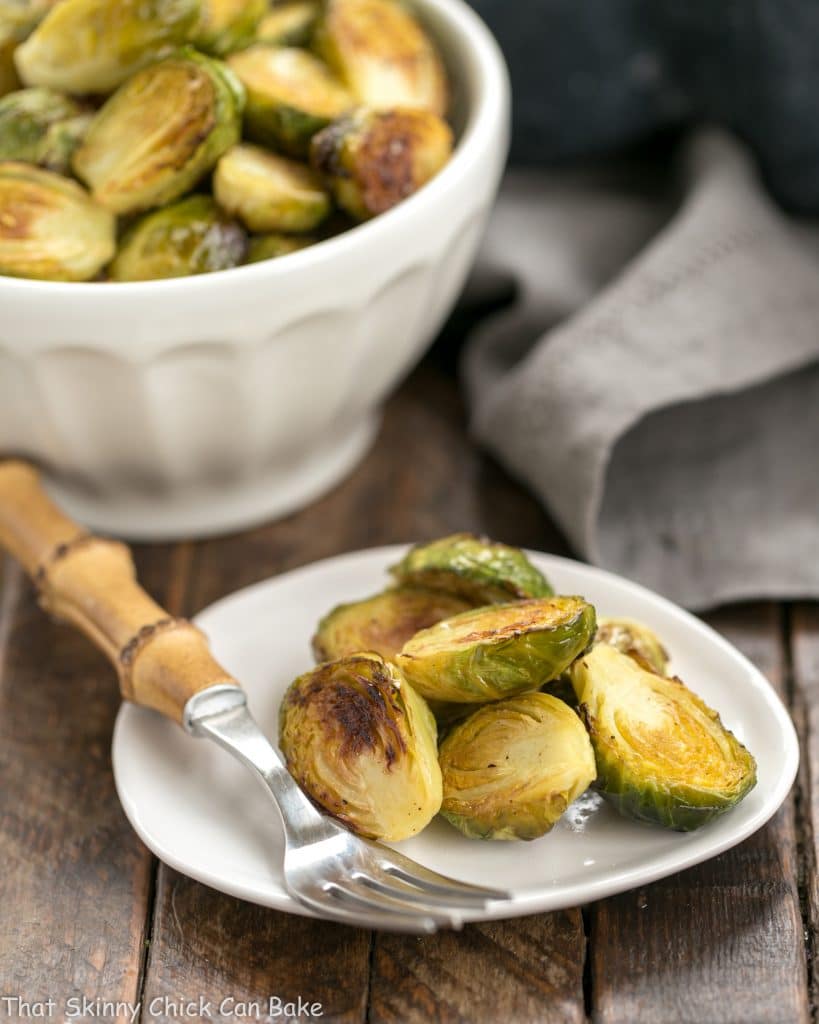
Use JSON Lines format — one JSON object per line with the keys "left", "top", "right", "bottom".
{"left": 73, "top": 50, "right": 243, "bottom": 216}
{"left": 311, "top": 106, "right": 452, "bottom": 221}
{"left": 312, "top": 586, "right": 473, "bottom": 663}
{"left": 396, "top": 596, "right": 597, "bottom": 703}
{"left": 214, "top": 143, "right": 330, "bottom": 233}
{"left": 227, "top": 45, "right": 352, "bottom": 155}
{"left": 246, "top": 231, "right": 316, "bottom": 262}
{"left": 0, "top": 87, "right": 91, "bottom": 172}
{"left": 194, "top": 0, "right": 267, "bottom": 56}
{"left": 109, "top": 195, "right": 246, "bottom": 281}
{"left": 0, "top": 0, "right": 59, "bottom": 98}
{"left": 255, "top": 1, "right": 318, "bottom": 47}
{"left": 0, "top": 160, "right": 115, "bottom": 280}
{"left": 570, "top": 643, "right": 757, "bottom": 831}
{"left": 279, "top": 652, "right": 442, "bottom": 841}
{"left": 15, "top": 0, "right": 201, "bottom": 95}
{"left": 595, "top": 617, "right": 670, "bottom": 675}
{"left": 439, "top": 693, "right": 596, "bottom": 840}
{"left": 314, "top": 0, "right": 448, "bottom": 114}
{"left": 390, "top": 533, "right": 553, "bottom": 604}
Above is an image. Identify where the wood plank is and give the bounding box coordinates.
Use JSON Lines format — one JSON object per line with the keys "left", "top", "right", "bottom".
{"left": 140, "top": 366, "right": 583, "bottom": 1024}
{"left": 0, "top": 544, "right": 186, "bottom": 1024}
{"left": 789, "top": 604, "right": 819, "bottom": 1015}
{"left": 589, "top": 604, "right": 808, "bottom": 1024}
{"left": 368, "top": 911, "right": 586, "bottom": 1024}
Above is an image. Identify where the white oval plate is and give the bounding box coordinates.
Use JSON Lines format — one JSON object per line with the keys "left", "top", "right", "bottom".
{"left": 113, "top": 546, "right": 799, "bottom": 922}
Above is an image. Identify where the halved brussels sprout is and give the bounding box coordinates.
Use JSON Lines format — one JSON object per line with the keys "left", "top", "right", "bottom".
{"left": 396, "top": 596, "right": 597, "bottom": 703}
{"left": 194, "top": 0, "right": 267, "bottom": 56}
{"left": 255, "top": 1, "right": 318, "bottom": 47}
{"left": 279, "top": 652, "right": 442, "bottom": 841}
{"left": 109, "top": 194, "right": 246, "bottom": 281}
{"left": 73, "top": 50, "right": 243, "bottom": 216}
{"left": 0, "top": 0, "right": 60, "bottom": 98}
{"left": 214, "top": 143, "right": 330, "bottom": 233}
{"left": 390, "top": 533, "right": 553, "bottom": 604}
{"left": 246, "top": 231, "right": 316, "bottom": 262}
{"left": 0, "top": 88, "right": 91, "bottom": 172}
{"left": 439, "top": 693, "right": 596, "bottom": 840}
{"left": 314, "top": 0, "right": 448, "bottom": 114}
{"left": 310, "top": 106, "right": 453, "bottom": 221}
{"left": 0, "top": 160, "right": 115, "bottom": 280}
{"left": 570, "top": 643, "right": 757, "bottom": 831}
{"left": 312, "top": 586, "right": 473, "bottom": 664}
{"left": 227, "top": 45, "right": 352, "bottom": 155}
{"left": 14, "top": 0, "right": 201, "bottom": 95}
{"left": 596, "top": 617, "right": 670, "bottom": 675}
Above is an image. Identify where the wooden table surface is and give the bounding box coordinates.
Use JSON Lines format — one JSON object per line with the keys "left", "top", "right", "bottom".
{"left": 0, "top": 351, "right": 815, "bottom": 1024}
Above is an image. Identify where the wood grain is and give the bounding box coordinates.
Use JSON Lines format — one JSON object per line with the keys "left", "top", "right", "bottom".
{"left": 589, "top": 604, "right": 808, "bottom": 1024}
{"left": 0, "top": 544, "right": 184, "bottom": 1024}
{"left": 790, "top": 604, "right": 819, "bottom": 1014}
{"left": 368, "top": 911, "right": 587, "bottom": 1024}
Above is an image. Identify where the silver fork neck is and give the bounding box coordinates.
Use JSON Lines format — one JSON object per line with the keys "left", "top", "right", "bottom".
{"left": 183, "top": 685, "right": 331, "bottom": 841}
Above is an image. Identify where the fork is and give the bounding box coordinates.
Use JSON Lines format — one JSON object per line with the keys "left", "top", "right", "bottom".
{"left": 0, "top": 461, "right": 508, "bottom": 932}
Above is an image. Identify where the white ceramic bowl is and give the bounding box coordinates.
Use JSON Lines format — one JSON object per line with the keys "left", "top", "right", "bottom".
{"left": 0, "top": 0, "right": 509, "bottom": 539}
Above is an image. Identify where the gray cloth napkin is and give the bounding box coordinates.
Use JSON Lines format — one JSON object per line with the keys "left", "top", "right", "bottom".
{"left": 464, "top": 131, "right": 819, "bottom": 609}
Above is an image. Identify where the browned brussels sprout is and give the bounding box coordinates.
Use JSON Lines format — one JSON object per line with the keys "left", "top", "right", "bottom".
{"left": 15, "top": 0, "right": 201, "bottom": 95}
{"left": 312, "top": 586, "right": 473, "bottom": 663}
{"left": 73, "top": 50, "right": 243, "bottom": 216}
{"left": 227, "top": 45, "right": 352, "bottom": 155}
{"left": 595, "top": 617, "right": 670, "bottom": 675}
{"left": 193, "top": 0, "right": 267, "bottom": 56}
{"left": 214, "top": 143, "right": 330, "bottom": 233}
{"left": 310, "top": 106, "right": 452, "bottom": 221}
{"left": 396, "top": 595, "right": 597, "bottom": 703}
{"left": 314, "top": 0, "right": 448, "bottom": 114}
{"left": 0, "top": 87, "right": 91, "bottom": 172}
{"left": 390, "top": 532, "right": 553, "bottom": 604}
{"left": 570, "top": 643, "right": 757, "bottom": 831}
{"left": 109, "top": 195, "right": 246, "bottom": 281}
{"left": 279, "top": 652, "right": 441, "bottom": 840}
{"left": 439, "top": 692, "right": 596, "bottom": 840}
{"left": 0, "top": 160, "right": 114, "bottom": 280}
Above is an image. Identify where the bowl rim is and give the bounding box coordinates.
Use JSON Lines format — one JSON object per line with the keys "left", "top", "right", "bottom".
{"left": 0, "top": 0, "right": 509, "bottom": 298}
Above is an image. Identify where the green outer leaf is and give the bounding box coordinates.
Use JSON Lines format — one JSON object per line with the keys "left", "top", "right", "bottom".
{"left": 390, "top": 532, "right": 554, "bottom": 604}
{"left": 397, "top": 596, "right": 597, "bottom": 703}
{"left": 571, "top": 644, "right": 757, "bottom": 831}
{"left": 193, "top": 0, "right": 267, "bottom": 56}
{"left": 0, "top": 87, "right": 90, "bottom": 171}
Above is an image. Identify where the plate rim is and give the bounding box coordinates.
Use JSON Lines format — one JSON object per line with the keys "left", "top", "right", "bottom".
{"left": 112, "top": 543, "right": 800, "bottom": 921}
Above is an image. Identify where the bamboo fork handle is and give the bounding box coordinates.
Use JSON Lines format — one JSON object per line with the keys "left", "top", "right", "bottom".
{"left": 0, "top": 460, "right": 241, "bottom": 723}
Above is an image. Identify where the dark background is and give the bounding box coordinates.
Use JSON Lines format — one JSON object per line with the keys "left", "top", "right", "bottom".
{"left": 470, "top": 0, "right": 819, "bottom": 212}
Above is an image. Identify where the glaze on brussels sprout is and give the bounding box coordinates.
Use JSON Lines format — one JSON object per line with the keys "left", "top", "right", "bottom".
{"left": 279, "top": 652, "right": 442, "bottom": 841}
{"left": 73, "top": 50, "right": 243, "bottom": 216}
{"left": 109, "top": 195, "right": 246, "bottom": 281}
{"left": 439, "top": 693, "right": 596, "bottom": 840}
{"left": 311, "top": 106, "right": 452, "bottom": 221}
{"left": 214, "top": 143, "right": 330, "bottom": 233}
{"left": 396, "top": 595, "right": 597, "bottom": 704}
{"left": 312, "top": 586, "right": 473, "bottom": 664}
{"left": 0, "top": 87, "right": 91, "bottom": 172}
{"left": 570, "top": 643, "right": 757, "bottom": 831}
{"left": 227, "top": 45, "right": 352, "bottom": 155}
{"left": 246, "top": 231, "right": 316, "bottom": 262}
{"left": 0, "top": 160, "right": 114, "bottom": 280}
{"left": 194, "top": 0, "right": 267, "bottom": 56}
{"left": 595, "top": 617, "right": 670, "bottom": 675}
{"left": 255, "top": 1, "right": 318, "bottom": 47}
{"left": 15, "top": 0, "right": 201, "bottom": 95}
{"left": 314, "top": 0, "right": 447, "bottom": 114}
{"left": 390, "top": 533, "right": 553, "bottom": 604}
